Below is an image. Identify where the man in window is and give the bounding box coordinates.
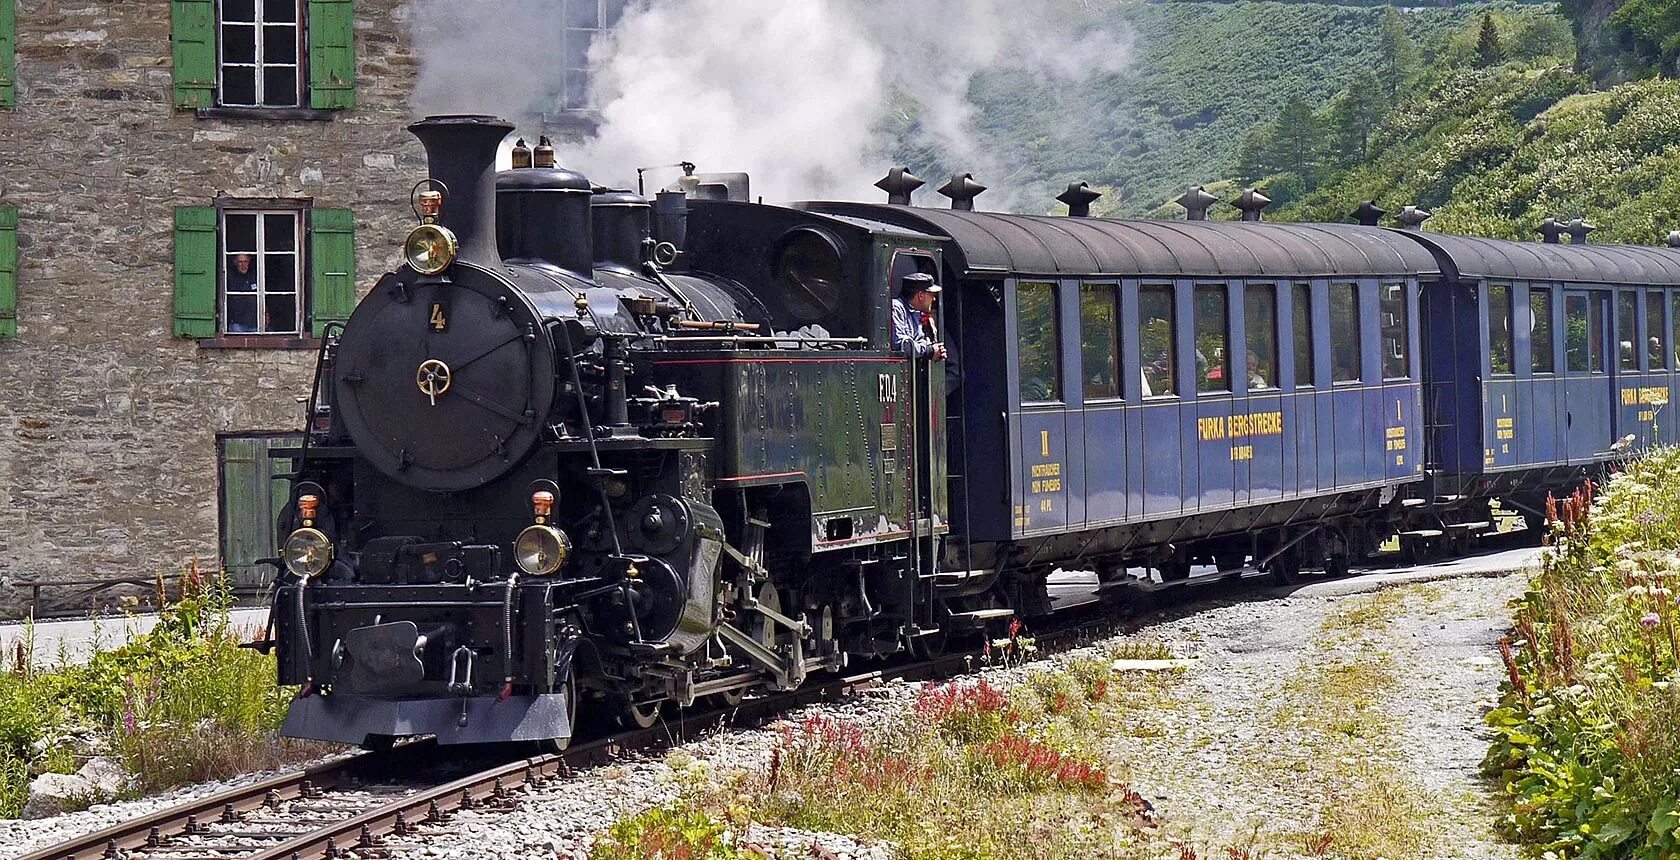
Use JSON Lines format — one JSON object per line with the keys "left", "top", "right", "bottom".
{"left": 226, "top": 253, "right": 259, "bottom": 333}
{"left": 892, "top": 273, "right": 946, "bottom": 361}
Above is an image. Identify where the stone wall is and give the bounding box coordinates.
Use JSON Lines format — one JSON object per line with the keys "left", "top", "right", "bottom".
{"left": 0, "top": 0, "right": 425, "bottom": 615}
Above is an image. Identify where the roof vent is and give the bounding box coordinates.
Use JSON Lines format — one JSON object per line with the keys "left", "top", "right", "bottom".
{"left": 1351, "top": 200, "right": 1386, "bottom": 227}
{"left": 1668, "top": 230, "right": 1680, "bottom": 249}
{"left": 875, "top": 167, "right": 925, "bottom": 206}
{"left": 1566, "top": 218, "right": 1595, "bottom": 244}
{"left": 1395, "top": 205, "right": 1433, "bottom": 231}
{"left": 1056, "top": 181, "right": 1102, "bottom": 217}
{"left": 1233, "top": 188, "right": 1272, "bottom": 222}
{"left": 937, "top": 173, "right": 987, "bottom": 211}
{"left": 1175, "top": 185, "right": 1217, "bottom": 221}
{"left": 1537, "top": 216, "right": 1565, "bottom": 244}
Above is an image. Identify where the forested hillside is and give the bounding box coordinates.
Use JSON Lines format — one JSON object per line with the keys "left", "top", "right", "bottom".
{"left": 902, "top": 0, "right": 1559, "bottom": 215}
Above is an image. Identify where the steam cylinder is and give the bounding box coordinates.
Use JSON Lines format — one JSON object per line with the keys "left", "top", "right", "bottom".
{"left": 496, "top": 166, "right": 594, "bottom": 274}
{"left": 592, "top": 190, "right": 652, "bottom": 271}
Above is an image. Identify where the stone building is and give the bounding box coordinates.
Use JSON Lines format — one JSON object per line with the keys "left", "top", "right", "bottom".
{"left": 0, "top": 0, "right": 622, "bottom": 614}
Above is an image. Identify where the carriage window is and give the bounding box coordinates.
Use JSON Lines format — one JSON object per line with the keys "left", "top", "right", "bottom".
{"left": 1245, "top": 285, "right": 1278, "bottom": 391}
{"left": 1080, "top": 284, "right": 1120, "bottom": 400}
{"left": 1017, "top": 281, "right": 1061, "bottom": 402}
{"left": 1648, "top": 291, "right": 1668, "bottom": 370}
{"left": 1330, "top": 284, "right": 1361, "bottom": 383}
{"left": 1139, "top": 285, "right": 1176, "bottom": 397}
{"left": 1195, "top": 286, "right": 1230, "bottom": 393}
{"left": 1380, "top": 283, "right": 1409, "bottom": 379}
{"left": 1565, "top": 294, "right": 1604, "bottom": 373}
{"left": 1619, "top": 291, "right": 1638, "bottom": 371}
{"left": 1530, "top": 289, "right": 1554, "bottom": 374}
{"left": 1293, "top": 283, "right": 1315, "bottom": 387}
{"left": 1488, "top": 285, "right": 1513, "bottom": 375}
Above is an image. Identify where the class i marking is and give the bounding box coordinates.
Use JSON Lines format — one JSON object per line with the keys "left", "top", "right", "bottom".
{"left": 429, "top": 301, "right": 450, "bottom": 333}
{"left": 1040, "top": 430, "right": 1051, "bottom": 458}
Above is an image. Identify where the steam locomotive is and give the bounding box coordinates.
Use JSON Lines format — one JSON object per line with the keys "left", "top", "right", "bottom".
{"left": 268, "top": 114, "right": 1680, "bottom": 749}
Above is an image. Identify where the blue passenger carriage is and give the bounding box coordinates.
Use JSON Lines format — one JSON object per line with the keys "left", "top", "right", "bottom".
{"left": 807, "top": 201, "right": 1438, "bottom": 589}
{"left": 1406, "top": 232, "right": 1680, "bottom": 540}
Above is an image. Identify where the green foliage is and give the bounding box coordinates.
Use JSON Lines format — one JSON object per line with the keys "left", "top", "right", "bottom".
{"left": 1561, "top": 0, "right": 1680, "bottom": 84}
{"left": 1281, "top": 71, "right": 1680, "bottom": 244}
{"left": 0, "top": 570, "right": 307, "bottom": 817}
{"left": 590, "top": 803, "right": 744, "bottom": 860}
{"left": 1476, "top": 13, "right": 1506, "bottom": 67}
{"left": 908, "top": 1, "right": 1549, "bottom": 216}
{"left": 1484, "top": 452, "right": 1680, "bottom": 858}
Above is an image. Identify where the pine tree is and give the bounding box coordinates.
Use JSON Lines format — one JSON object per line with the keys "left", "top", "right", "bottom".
{"left": 1378, "top": 8, "right": 1416, "bottom": 97}
{"left": 1475, "top": 13, "right": 1506, "bottom": 67}
{"left": 1271, "top": 97, "right": 1324, "bottom": 187}
{"left": 1326, "top": 74, "right": 1389, "bottom": 166}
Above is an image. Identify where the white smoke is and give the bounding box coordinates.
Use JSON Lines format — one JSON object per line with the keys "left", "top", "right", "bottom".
{"left": 410, "top": 0, "right": 1134, "bottom": 209}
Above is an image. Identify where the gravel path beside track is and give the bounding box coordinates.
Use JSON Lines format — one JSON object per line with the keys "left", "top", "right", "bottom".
{"left": 1, "top": 556, "right": 1534, "bottom": 859}
{"left": 384, "top": 561, "right": 1533, "bottom": 859}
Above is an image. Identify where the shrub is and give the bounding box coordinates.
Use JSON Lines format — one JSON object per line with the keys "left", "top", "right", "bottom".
{"left": 1485, "top": 450, "right": 1680, "bottom": 858}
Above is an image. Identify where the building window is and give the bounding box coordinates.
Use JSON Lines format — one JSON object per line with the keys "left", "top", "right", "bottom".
{"left": 1017, "top": 281, "right": 1061, "bottom": 402}
{"left": 1245, "top": 285, "right": 1278, "bottom": 391}
{"left": 1080, "top": 284, "right": 1120, "bottom": 400}
{"left": 218, "top": 0, "right": 301, "bottom": 108}
{"left": 1330, "top": 283, "right": 1361, "bottom": 383}
{"left": 1194, "top": 285, "right": 1230, "bottom": 393}
{"left": 561, "top": 0, "right": 630, "bottom": 110}
{"left": 223, "top": 210, "right": 302, "bottom": 335}
{"left": 1139, "top": 285, "right": 1176, "bottom": 397}
{"left": 1293, "top": 283, "right": 1314, "bottom": 388}
{"left": 1531, "top": 288, "right": 1554, "bottom": 374}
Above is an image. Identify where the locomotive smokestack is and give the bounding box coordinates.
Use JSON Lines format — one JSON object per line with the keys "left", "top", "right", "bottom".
{"left": 407, "top": 114, "right": 514, "bottom": 268}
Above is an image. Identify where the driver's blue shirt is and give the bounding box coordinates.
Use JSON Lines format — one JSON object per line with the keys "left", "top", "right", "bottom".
{"left": 891, "top": 298, "right": 934, "bottom": 358}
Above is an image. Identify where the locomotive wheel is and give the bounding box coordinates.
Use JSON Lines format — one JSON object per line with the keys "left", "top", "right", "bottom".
{"left": 753, "top": 583, "right": 784, "bottom": 653}
{"left": 706, "top": 688, "right": 746, "bottom": 708}
{"left": 534, "top": 667, "right": 577, "bottom": 754}
{"left": 1268, "top": 548, "right": 1303, "bottom": 586}
{"left": 621, "top": 700, "right": 662, "bottom": 730}
{"left": 909, "top": 600, "right": 950, "bottom": 660}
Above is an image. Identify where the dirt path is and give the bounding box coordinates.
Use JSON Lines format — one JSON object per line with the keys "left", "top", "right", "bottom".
{"left": 1105, "top": 570, "right": 1528, "bottom": 858}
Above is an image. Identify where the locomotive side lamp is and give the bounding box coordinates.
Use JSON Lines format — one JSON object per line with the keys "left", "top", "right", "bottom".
{"left": 515, "top": 523, "right": 571, "bottom": 576}
{"left": 531, "top": 490, "right": 555, "bottom": 523}
{"left": 405, "top": 180, "right": 459, "bottom": 275}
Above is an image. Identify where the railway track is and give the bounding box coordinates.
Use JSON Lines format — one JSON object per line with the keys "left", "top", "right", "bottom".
{"left": 19, "top": 629, "right": 1072, "bottom": 860}
{"left": 20, "top": 542, "right": 1532, "bottom": 860}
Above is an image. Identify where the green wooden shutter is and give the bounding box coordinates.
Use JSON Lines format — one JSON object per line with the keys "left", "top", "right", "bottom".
{"left": 171, "top": 0, "right": 215, "bottom": 109}
{"left": 174, "top": 206, "right": 218, "bottom": 337}
{"left": 310, "top": 208, "right": 355, "bottom": 336}
{"left": 0, "top": 206, "right": 17, "bottom": 337}
{"left": 307, "top": 0, "right": 355, "bottom": 109}
{"left": 0, "top": 0, "right": 16, "bottom": 109}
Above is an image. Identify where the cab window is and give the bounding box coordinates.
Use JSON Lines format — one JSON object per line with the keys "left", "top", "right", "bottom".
{"left": 1080, "top": 284, "right": 1120, "bottom": 400}
{"left": 1380, "top": 283, "right": 1409, "bottom": 379}
{"left": 1195, "top": 285, "right": 1230, "bottom": 393}
{"left": 1488, "top": 284, "right": 1513, "bottom": 375}
{"left": 1017, "top": 281, "right": 1061, "bottom": 402}
{"left": 1245, "top": 285, "right": 1278, "bottom": 390}
{"left": 1139, "top": 285, "right": 1176, "bottom": 397}
{"left": 1330, "top": 284, "right": 1361, "bottom": 383}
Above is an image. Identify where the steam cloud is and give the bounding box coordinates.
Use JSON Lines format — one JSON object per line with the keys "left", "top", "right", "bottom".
{"left": 409, "top": 0, "right": 1133, "bottom": 209}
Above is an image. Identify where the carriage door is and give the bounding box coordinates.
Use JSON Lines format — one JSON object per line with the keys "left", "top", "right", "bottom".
{"left": 890, "top": 250, "right": 948, "bottom": 575}
{"left": 1562, "top": 290, "right": 1614, "bottom": 462}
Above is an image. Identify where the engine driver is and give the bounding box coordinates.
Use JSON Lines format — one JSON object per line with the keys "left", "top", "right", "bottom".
{"left": 891, "top": 272, "right": 947, "bottom": 361}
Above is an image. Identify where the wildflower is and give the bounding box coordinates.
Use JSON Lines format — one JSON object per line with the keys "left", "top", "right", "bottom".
{"left": 1641, "top": 612, "right": 1661, "bottom": 630}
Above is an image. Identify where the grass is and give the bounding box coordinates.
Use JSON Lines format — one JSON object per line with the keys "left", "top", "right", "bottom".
{"left": 0, "top": 564, "right": 322, "bottom": 817}
{"left": 591, "top": 641, "right": 1188, "bottom": 859}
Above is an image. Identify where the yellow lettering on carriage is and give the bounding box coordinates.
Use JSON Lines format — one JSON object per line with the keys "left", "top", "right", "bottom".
{"left": 1622, "top": 387, "right": 1670, "bottom": 407}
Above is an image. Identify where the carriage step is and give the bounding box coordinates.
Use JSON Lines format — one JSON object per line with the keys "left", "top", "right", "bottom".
{"left": 929, "top": 569, "right": 987, "bottom": 585}
{"left": 1400, "top": 529, "right": 1445, "bottom": 539}
{"left": 1446, "top": 521, "right": 1491, "bottom": 532}
{"left": 1400, "top": 498, "right": 1428, "bottom": 508}
{"left": 1435, "top": 494, "right": 1465, "bottom": 503}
